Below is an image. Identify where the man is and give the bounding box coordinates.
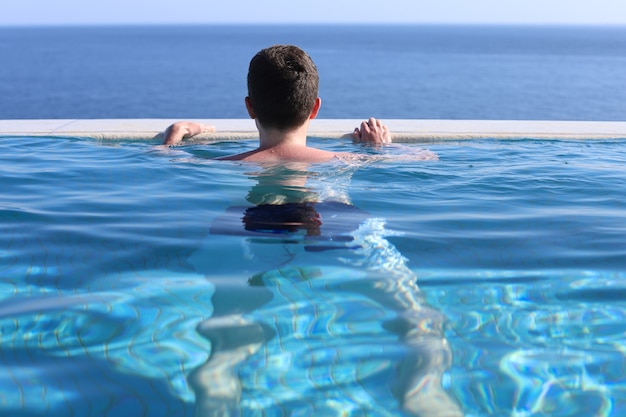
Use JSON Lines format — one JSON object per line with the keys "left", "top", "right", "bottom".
{"left": 162, "top": 44, "right": 390, "bottom": 161}
{"left": 169, "top": 45, "right": 460, "bottom": 416}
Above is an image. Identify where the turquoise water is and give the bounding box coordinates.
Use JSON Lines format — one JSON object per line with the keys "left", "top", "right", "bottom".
{"left": 1, "top": 136, "right": 626, "bottom": 416}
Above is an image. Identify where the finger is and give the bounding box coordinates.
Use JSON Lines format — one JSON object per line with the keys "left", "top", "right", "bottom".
{"left": 352, "top": 127, "right": 361, "bottom": 141}
{"left": 361, "top": 121, "right": 372, "bottom": 135}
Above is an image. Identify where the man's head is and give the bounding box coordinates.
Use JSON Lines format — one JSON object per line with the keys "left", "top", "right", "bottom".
{"left": 246, "top": 45, "right": 320, "bottom": 131}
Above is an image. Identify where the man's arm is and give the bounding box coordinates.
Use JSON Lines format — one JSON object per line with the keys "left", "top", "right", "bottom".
{"left": 162, "top": 122, "right": 215, "bottom": 146}
{"left": 352, "top": 117, "right": 391, "bottom": 144}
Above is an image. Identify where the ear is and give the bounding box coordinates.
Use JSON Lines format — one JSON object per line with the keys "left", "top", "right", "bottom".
{"left": 309, "top": 98, "right": 321, "bottom": 120}
{"left": 245, "top": 97, "right": 256, "bottom": 119}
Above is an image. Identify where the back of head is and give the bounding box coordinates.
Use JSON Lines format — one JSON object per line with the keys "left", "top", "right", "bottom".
{"left": 247, "top": 45, "right": 319, "bottom": 131}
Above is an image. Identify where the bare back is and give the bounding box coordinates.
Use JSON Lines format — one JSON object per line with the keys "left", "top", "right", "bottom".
{"left": 217, "top": 144, "right": 341, "bottom": 163}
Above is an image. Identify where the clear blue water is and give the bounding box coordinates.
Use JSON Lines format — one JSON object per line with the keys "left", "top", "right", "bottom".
{"left": 1, "top": 135, "right": 626, "bottom": 416}
{"left": 1, "top": 24, "right": 626, "bottom": 120}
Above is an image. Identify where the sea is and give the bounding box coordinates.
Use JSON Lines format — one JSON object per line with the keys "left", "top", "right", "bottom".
{"left": 1, "top": 24, "right": 626, "bottom": 121}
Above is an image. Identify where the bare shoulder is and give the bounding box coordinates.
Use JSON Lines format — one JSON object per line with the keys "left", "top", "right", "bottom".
{"left": 216, "top": 150, "right": 256, "bottom": 161}
{"left": 217, "top": 146, "right": 337, "bottom": 163}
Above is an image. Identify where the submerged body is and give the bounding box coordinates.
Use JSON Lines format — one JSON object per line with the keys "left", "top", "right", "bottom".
{"left": 186, "top": 162, "right": 462, "bottom": 416}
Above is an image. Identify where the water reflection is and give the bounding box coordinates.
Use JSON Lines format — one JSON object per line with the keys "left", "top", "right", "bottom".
{"left": 188, "top": 163, "right": 462, "bottom": 416}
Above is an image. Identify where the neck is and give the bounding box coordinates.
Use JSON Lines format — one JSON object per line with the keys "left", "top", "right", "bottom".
{"left": 257, "top": 121, "right": 310, "bottom": 150}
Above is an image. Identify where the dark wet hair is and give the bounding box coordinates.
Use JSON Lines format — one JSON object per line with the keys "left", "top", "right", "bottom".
{"left": 247, "top": 45, "right": 319, "bottom": 131}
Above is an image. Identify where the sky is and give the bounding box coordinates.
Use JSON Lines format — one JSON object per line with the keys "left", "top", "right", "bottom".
{"left": 2, "top": 0, "right": 626, "bottom": 26}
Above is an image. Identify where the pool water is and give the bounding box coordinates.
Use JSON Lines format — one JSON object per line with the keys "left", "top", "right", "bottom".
{"left": 1, "top": 136, "right": 625, "bottom": 416}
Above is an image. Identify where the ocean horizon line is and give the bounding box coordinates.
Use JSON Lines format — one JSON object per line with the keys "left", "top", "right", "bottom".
{"left": 3, "top": 22, "right": 626, "bottom": 29}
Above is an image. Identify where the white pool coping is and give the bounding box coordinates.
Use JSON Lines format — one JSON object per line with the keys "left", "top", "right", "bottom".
{"left": 2, "top": 119, "right": 626, "bottom": 142}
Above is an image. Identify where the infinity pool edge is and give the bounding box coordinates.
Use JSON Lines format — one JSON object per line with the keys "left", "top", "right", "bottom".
{"left": 2, "top": 119, "right": 626, "bottom": 142}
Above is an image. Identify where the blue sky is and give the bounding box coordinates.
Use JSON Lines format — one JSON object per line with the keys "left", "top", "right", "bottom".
{"left": 3, "top": 0, "right": 626, "bottom": 25}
